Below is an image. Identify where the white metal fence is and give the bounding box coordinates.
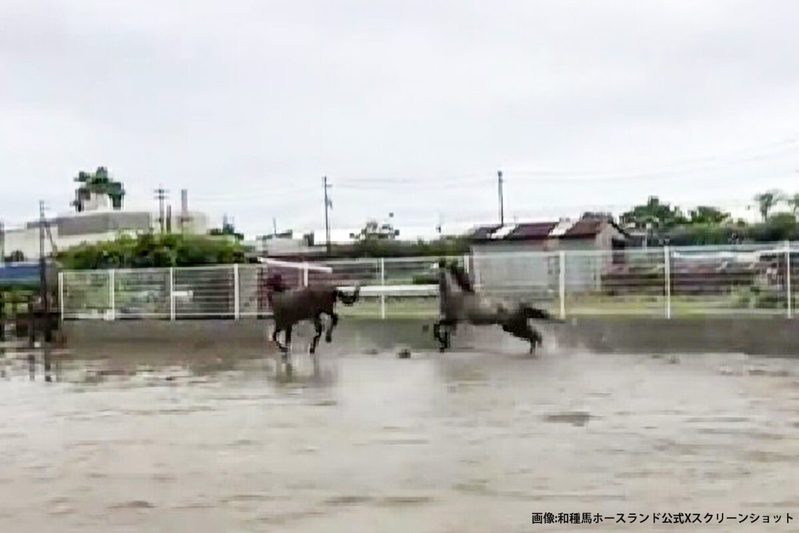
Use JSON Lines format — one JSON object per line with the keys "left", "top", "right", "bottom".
{"left": 59, "top": 243, "right": 799, "bottom": 320}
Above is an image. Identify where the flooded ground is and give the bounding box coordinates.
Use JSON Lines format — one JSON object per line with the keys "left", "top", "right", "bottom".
{"left": 1, "top": 341, "right": 798, "bottom": 532}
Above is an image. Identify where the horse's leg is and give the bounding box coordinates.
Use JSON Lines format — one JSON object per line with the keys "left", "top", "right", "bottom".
{"left": 325, "top": 312, "right": 339, "bottom": 343}
{"left": 310, "top": 315, "right": 323, "bottom": 355}
{"left": 282, "top": 326, "right": 293, "bottom": 364}
{"left": 507, "top": 322, "right": 542, "bottom": 354}
{"left": 433, "top": 321, "right": 444, "bottom": 351}
{"left": 528, "top": 326, "right": 543, "bottom": 354}
{"left": 434, "top": 320, "right": 453, "bottom": 352}
{"left": 272, "top": 325, "right": 287, "bottom": 353}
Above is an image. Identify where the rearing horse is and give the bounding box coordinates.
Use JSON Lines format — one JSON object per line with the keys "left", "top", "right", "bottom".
{"left": 433, "top": 260, "right": 560, "bottom": 353}
{"left": 265, "top": 273, "right": 361, "bottom": 364}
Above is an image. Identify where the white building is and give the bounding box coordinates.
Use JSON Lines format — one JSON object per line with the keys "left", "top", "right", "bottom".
{"left": 2, "top": 192, "right": 208, "bottom": 260}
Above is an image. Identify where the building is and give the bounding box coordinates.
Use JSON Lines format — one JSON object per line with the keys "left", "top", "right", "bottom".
{"left": 252, "top": 231, "right": 314, "bottom": 257}
{"left": 1, "top": 192, "right": 208, "bottom": 261}
{"left": 468, "top": 215, "right": 632, "bottom": 295}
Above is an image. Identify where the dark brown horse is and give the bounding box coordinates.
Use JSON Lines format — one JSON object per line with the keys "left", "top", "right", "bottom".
{"left": 433, "top": 261, "right": 561, "bottom": 353}
{"left": 265, "top": 273, "right": 361, "bottom": 363}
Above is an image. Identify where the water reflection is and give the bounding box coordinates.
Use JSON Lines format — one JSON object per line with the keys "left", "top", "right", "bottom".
{"left": 0, "top": 346, "right": 798, "bottom": 532}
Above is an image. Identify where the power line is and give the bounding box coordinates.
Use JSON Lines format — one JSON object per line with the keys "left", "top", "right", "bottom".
{"left": 508, "top": 139, "right": 799, "bottom": 182}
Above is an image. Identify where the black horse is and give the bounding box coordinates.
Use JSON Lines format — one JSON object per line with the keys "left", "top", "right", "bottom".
{"left": 265, "top": 273, "right": 360, "bottom": 364}
{"left": 432, "top": 260, "right": 560, "bottom": 353}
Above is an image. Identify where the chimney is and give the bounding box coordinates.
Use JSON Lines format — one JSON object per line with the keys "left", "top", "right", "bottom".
{"left": 180, "top": 189, "right": 189, "bottom": 232}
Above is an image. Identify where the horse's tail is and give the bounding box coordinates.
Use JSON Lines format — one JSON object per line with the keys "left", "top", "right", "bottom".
{"left": 336, "top": 284, "right": 361, "bottom": 306}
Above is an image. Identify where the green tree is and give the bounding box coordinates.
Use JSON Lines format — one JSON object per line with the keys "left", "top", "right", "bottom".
{"left": 747, "top": 212, "right": 797, "bottom": 242}
{"left": 688, "top": 206, "right": 730, "bottom": 225}
{"left": 4, "top": 250, "right": 26, "bottom": 263}
{"left": 786, "top": 193, "right": 799, "bottom": 218}
{"left": 57, "top": 233, "right": 245, "bottom": 269}
{"left": 209, "top": 216, "right": 244, "bottom": 241}
{"left": 72, "top": 167, "right": 126, "bottom": 211}
{"left": 753, "top": 189, "right": 784, "bottom": 222}
{"left": 620, "top": 196, "right": 686, "bottom": 230}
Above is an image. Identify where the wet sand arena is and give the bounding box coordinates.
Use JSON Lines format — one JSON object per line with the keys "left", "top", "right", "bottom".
{"left": 1, "top": 344, "right": 798, "bottom": 532}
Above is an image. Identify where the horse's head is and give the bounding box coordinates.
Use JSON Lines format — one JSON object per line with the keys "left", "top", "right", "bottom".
{"left": 265, "top": 273, "right": 287, "bottom": 293}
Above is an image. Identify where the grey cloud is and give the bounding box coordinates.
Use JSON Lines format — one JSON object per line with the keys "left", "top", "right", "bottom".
{"left": 2, "top": 0, "right": 798, "bottom": 235}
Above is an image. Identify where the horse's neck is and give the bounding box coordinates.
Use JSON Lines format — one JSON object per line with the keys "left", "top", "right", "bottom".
{"left": 266, "top": 286, "right": 287, "bottom": 304}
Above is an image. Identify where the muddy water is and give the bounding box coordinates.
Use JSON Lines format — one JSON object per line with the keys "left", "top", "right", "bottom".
{"left": 1, "top": 345, "right": 798, "bottom": 532}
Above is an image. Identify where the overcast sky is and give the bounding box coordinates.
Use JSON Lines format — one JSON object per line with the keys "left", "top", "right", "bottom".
{"left": 2, "top": 0, "right": 799, "bottom": 237}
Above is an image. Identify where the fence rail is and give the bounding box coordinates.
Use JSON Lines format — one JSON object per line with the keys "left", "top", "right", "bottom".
{"left": 59, "top": 243, "right": 799, "bottom": 320}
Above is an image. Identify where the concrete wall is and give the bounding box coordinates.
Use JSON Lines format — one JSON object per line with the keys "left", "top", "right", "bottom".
{"left": 61, "top": 317, "right": 799, "bottom": 357}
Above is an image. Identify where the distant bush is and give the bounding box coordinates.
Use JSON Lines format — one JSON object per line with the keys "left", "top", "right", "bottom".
{"left": 411, "top": 273, "right": 438, "bottom": 285}
{"left": 58, "top": 233, "right": 246, "bottom": 269}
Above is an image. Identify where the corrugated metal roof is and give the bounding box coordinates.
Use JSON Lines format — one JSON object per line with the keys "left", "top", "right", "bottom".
{"left": 470, "top": 224, "right": 502, "bottom": 240}
{"left": 470, "top": 217, "right": 621, "bottom": 242}
{"left": 506, "top": 222, "right": 558, "bottom": 240}
{"left": 490, "top": 224, "right": 519, "bottom": 239}
{"left": 548, "top": 219, "right": 574, "bottom": 237}
{"left": 561, "top": 218, "right": 603, "bottom": 238}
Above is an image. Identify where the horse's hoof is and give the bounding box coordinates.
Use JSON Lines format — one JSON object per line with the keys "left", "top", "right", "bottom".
{"left": 398, "top": 348, "right": 411, "bottom": 359}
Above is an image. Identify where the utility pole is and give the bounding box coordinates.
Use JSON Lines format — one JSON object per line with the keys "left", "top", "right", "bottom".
{"left": 38, "top": 201, "right": 50, "bottom": 342}
{"left": 497, "top": 170, "right": 505, "bottom": 226}
{"left": 154, "top": 185, "right": 169, "bottom": 234}
{"left": 323, "top": 176, "right": 332, "bottom": 255}
{"left": 272, "top": 217, "right": 277, "bottom": 237}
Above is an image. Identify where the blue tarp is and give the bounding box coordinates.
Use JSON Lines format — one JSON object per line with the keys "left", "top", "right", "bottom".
{"left": 0, "top": 263, "right": 40, "bottom": 285}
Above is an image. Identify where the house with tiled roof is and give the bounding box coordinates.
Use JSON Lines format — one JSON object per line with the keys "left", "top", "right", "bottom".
{"left": 466, "top": 214, "right": 633, "bottom": 296}
{"left": 468, "top": 214, "right": 630, "bottom": 253}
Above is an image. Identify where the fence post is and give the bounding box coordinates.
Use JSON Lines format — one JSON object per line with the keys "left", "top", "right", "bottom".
{"left": 380, "top": 258, "right": 386, "bottom": 320}
{"left": 463, "top": 254, "right": 470, "bottom": 274}
{"left": 58, "top": 271, "right": 64, "bottom": 322}
{"left": 664, "top": 246, "right": 671, "bottom": 319}
{"left": 234, "top": 264, "right": 240, "bottom": 320}
{"left": 558, "top": 251, "right": 566, "bottom": 319}
{"left": 169, "top": 267, "right": 176, "bottom": 321}
{"left": 473, "top": 255, "right": 482, "bottom": 290}
{"left": 0, "top": 292, "right": 5, "bottom": 342}
{"left": 108, "top": 269, "right": 116, "bottom": 321}
{"left": 786, "top": 241, "right": 792, "bottom": 319}
{"left": 302, "top": 263, "right": 309, "bottom": 287}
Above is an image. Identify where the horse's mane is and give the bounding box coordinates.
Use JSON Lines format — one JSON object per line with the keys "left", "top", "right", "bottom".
{"left": 447, "top": 262, "right": 475, "bottom": 293}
